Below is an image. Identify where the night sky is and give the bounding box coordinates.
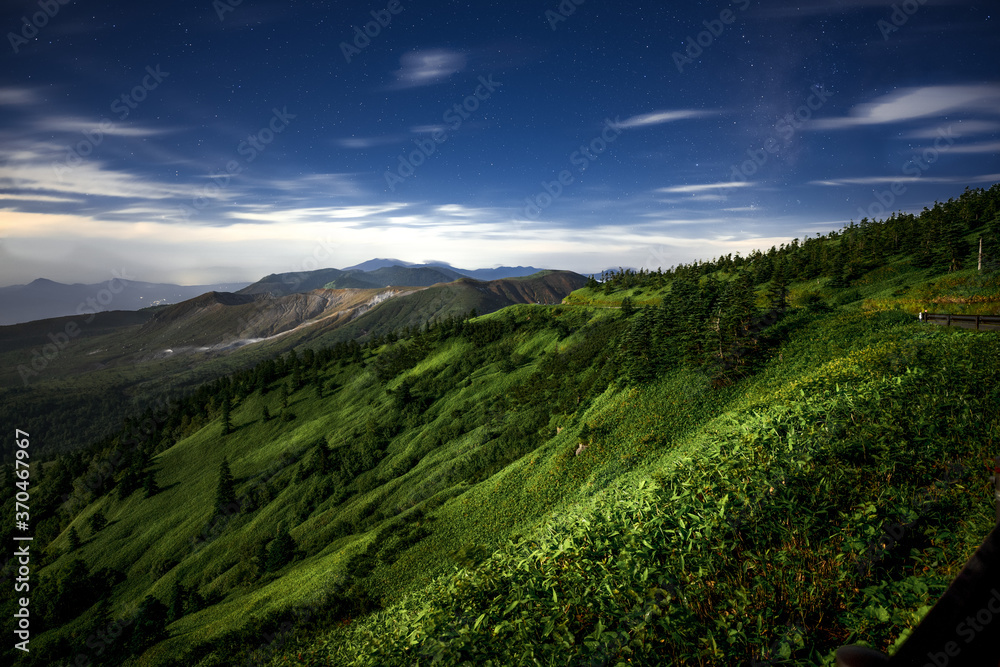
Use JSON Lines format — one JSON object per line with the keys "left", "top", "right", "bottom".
{"left": 1, "top": 0, "right": 998, "bottom": 286}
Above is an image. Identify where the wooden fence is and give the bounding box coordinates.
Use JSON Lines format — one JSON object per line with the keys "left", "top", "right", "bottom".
{"left": 922, "top": 312, "right": 1000, "bottom": 331}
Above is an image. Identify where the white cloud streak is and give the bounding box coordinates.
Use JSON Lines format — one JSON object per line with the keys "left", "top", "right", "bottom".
{"left": 390, "top": 49, "right": 466, "bottom": 89}
{"left": 810, "top": 84, "right": 1000, "bottom": 130}
{"left": 656, "top": 181, "right": 756, "bottom": 194}
{"left": 615, "top": 109, "right": 713, "bottom": 129}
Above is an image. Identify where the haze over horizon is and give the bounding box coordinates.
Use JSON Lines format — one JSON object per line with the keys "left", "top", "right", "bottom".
{"left": 1, "top": 0, "right": 998, "bottom": 287}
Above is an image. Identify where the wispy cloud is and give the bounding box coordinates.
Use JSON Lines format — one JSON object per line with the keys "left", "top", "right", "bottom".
{"left": 0, "top": 194, "right": 84, "bottom": 203}
{"left": 904, "top": 119, "right": 1000, "bottom": 138}
{"left": 390, "top": 49, "right": 466, "bottom": 89}
{"left": 811, "top": 173, "right": 1000, "bottom": 186}
{"left": 0, "top": 141, "right": 225, "bottom": 201}
{"left": 947, "top": 141, "right": 1000, "bottom": 154}
{"left": 224, "top": 204, "right": 408, "bottom": 225}
{"left": 336, "top": 135, "right": 406, "bottom": 149}
{"left": 657, "top": 181, "right": 756, "bottom": 194}
{"left": 810, "top": 84, "right": 1000, "bottom": 130}
{"left": 615, "top": 109, "right": 713, "bottom": 129}
{"left": 34, "top": 116, "right": 172, "bottom": 137}
{"left": 0, "top": 87, "right": 41, "bottom": 107}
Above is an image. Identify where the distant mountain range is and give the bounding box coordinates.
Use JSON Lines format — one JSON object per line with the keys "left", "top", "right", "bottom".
{"left": 239, "top": 261, "right": 547, "bottom": 297}
{"left": 339, "top": 259, "right": 547, "bottom": 282}
{"left": 0, "top": 261, "right": 547, "bottom": 326}
{"left": 0, "top": 278, "right": 250, "bottom": 327}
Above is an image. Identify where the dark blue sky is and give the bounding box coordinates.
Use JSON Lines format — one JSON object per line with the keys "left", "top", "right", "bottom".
{"left": 0, "top": 0, "right": 997, "bottom": 285}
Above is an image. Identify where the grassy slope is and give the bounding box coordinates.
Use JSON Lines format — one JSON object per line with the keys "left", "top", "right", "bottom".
{"left": 11, "top": 259, "right": 1000, "bottom": 666}
{"left": 304, "top": 311, "right": 998, "bottom": 666}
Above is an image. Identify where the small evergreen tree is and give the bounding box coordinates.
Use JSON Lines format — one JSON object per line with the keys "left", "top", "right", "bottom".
{"left": 67, "top": 526, "right": 81, "bottom": 552}
{"left": 767, "top": 259, "right": 789, "bottom": 311}
{"left": 214, "top": 458, "right": 236, "bottom": 518}
{"left": 265, "top": 526, "right": 298, "bottom": 572}
{"left": 129, "top": 595, "right": 169, "bottom": 654}
{"left": 261, "top": 405, "right": 271, "bottom": 422}
{"left": 88, "top": 509, "right": 107, "bottom": 534}
{"left": 220, "top": 394, "right": 232, "bottom": 436}
{"left": 117, "top": 468, "right": 142, "bottom": 499}
{"left": 167, "top": 580, "right": 187, "bottom": 623}
{"left": 251, "top": 540, "right": 269, "bottom": 579}
{"left": 142, "top": 469, "right": 159, "bottom": 498}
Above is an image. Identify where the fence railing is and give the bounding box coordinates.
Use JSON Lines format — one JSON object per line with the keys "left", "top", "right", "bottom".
{"left": 922, "top": 312, "right": 1000, "bottom": 331}
{"left": 835, "top": 456, "right": 1000, "bottom": 666}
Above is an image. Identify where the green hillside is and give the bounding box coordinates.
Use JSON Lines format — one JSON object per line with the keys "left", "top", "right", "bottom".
{"left": 2, "top": 185, "right": 1000, "bottom": 666}
{"left": 0, "top": 272, "right": 585, "bottom": 455}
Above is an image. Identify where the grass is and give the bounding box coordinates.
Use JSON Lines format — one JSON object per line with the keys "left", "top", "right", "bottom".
{"left": 5, "top": 257, "right": 1000, "bottom": 667}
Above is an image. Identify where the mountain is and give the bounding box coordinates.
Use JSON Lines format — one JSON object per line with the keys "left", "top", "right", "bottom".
{"left": 325, "top": 265, "right": 465, "bottom": 289}
{"left": 447, "top": 265, "right": 549, "bottom": 281}
{"left": 0, "top": 278, "right": 250, "bottom": 326}
{"left": 240, "top": 265, "right": 465, "bottom": 295}
{"left": 341, "top": 259, "right": 548, "bottom": 280}
{"left": 0, "top": 264, "right": 550, "bottom": 324}
{"left": 341, "top": 258, "right": 413, "bottom": 272}
{"left": 237, "top": 269, "right": 349, "bottom": 296}
{"left": 0, "top": 271, "right": 587, "bottom": 452}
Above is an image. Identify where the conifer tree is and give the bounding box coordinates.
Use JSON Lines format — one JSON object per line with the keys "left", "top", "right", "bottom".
{"left": 220, "top": 394, "right": 232, "bottom": 436}
{"left": 167, "top": 580, "right": 186, "bottom": 623}
{"left": 214, "top": 458, "right": 236, "bottom": 518}
{"left": 767, "top": 259, "right": 789, "bottom": 311}
{"left": 88, "top": 509, "right": 107, "bottom": 534}
{"left": 129, "top": 596, "right": 168, "bottom": 654}
{"left": 142, "top": 469, "right": 159, "bottom": 498}
{"left": 67, "top": 526, "right": 81, "bottom": 552}
{"left": 265, "top": 526, "right": 298, "bottom": 572}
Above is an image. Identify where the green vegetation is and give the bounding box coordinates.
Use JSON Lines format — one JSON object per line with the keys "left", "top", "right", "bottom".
{"left": 1, "top": 185, "right": 999, "bottom": 666}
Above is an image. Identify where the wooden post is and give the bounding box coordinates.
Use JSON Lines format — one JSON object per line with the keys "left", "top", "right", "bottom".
{"left": 979, "top": 237, "right": 983, "bottom": 273}
{"left": 947, "top": 314, "right": 952, "bottom": 327}
{"left": 977, "top": 315, "right": 981, "bottom": 331}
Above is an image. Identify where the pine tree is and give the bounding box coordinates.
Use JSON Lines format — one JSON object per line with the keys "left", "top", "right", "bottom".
{"left": 117, "top": 468, "right": 141, "bottom": 499}
{"left": 167, "top": 580, "right": 187, "bottom": 623}
{"left": 67, "top": 526, "right": 81, "bottom": 552}
{"left": 220, "top": 394, "right": 232, "bottom": 436}
{"left": 251, "top": 541, "right": 269, "bottom": 579}
{"left": 767, "top": 259, "right": 789, "bottom": 311}
{"left": 265, "top": 526, "right": 298, "bottom": 572}
{"left": 88, "top": 509, "right": 107, "bottom": 534}
{"left": 142, "top": 469, "right": 159, "bottom": 498}
{"left": 261, "top": 405, "right": 271, "bottom": 422}
{"left": 214, "top": 458, "right": 236, "bottom": 517}
{"left": 129, "top": 596, "right": 168, "bottom": 654}
{"left": 621, "top": 307, "right": 655, "bottom": 384}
